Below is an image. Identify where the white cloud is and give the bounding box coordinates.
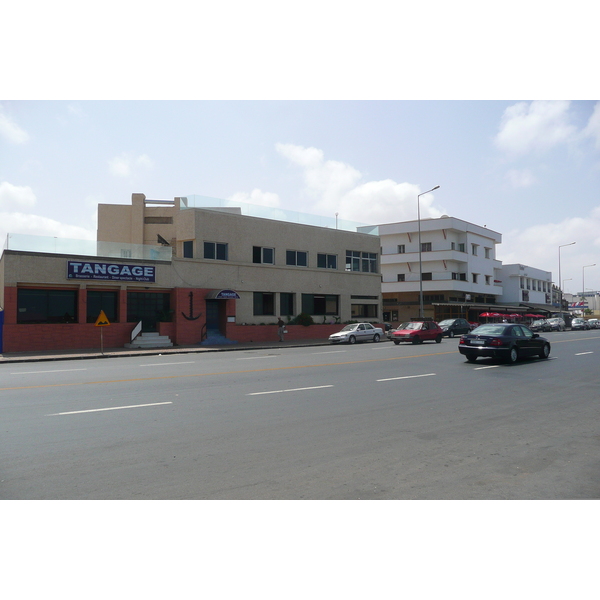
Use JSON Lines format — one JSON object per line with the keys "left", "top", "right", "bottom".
{"left": 228, "top": 189, "right": 280, "bottom": 207}
{"left": 0, "top": 182, "right": 36, "bottom": 209}
{"left": 497, "top": 207, "right": 600, "bottom": 290}
{"left": 0, "top": 106, "right": 30, "bottom": 144}
{"left": 274, "top": 143, "right": 444, "bottom": 224}
{"left": 583, "top": 101, "right": 600, "bottom": 149}
{"left": 505, "top": 168, "right": 536, "bottom": 188}
{"left": 494, "top": 100, "right": 577, "bottom": 156}
{"left": 108, "top": 152, "right": 154, "bottom": 177}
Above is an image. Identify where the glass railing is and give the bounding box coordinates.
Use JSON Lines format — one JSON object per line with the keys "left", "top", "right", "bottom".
{"left": 2, "top": 233, "right": 172, "bottom": 261}
{"left": 181, "top": 194, "right": 375, "bottom": 233}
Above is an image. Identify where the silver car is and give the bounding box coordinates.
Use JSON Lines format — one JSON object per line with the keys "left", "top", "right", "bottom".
{"left": 329, "top": 322, "right": 383, "bottom": 344}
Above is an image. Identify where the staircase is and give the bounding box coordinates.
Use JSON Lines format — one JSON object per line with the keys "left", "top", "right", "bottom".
{"left": 125, "top": 332, "right": 174, "bottom": 349}
{"left": 200, "top": 329, "right": 237, "bottom": 346}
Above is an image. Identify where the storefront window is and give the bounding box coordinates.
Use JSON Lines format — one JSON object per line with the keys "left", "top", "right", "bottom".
{"left": 17, "top": 289, "right": 77, "bottom": 324}
{"left": 87, "top": 290, "right": 118, "bottom": 323}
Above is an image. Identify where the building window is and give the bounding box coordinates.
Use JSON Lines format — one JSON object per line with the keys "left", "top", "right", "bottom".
{"left": 458, "top": 243, "right": 466, "bottom": 253}
{"left": 452, "top": 272, "right": 467, "bottom": 281}
{"left": 398, "top": 244, "right": 405, "bottom": 254}
{"left": 472, "top": 244, "right": 478, "bottom": 256}
{"left": 253, "top": 246, "right": 274, "bottom": 264}
{"left": 472, "top": 273, "right": 479, "bottom": 283}
{"left": 346, "top": 250, "right": 378, "bottom": 273}
{"left": 421, "top": 242, "right": 432, "bottom": 252}
{"left": 522, "top": 290, "right": 529, "bottom": 302}
{"left": 127, "top": 292, "right": 171, "bottom": 326}
{"left": 120, "top": 249, "right": 132, "bottom": 258}
{"left": 301, "top": 294, "right": 339, "bottom": 315}
{"left": 397, "top": 273, "right": 405, "bottom": 282}
{"left": 87, "top": 290, "right": 118, "bottom": 323}
{"left": 17, "top": 288, "right": 77, "bottom": 324}
{"left": 485, "top": 275, "right": 491, "bottom": 285}
{"left": 422, "top": 272, "right": 432, "bottom": 281}
{"left": 317, "top": 253, "right": 337, "bottom": 269}
{"left": 351, "top": 304, "right": 378, "bottom": 318}
{"left": 253, "top": 292, "right": 275, "bottom": 316}
{"left": 144, "top": 216, "right": 173, "bottom": 224}
{"left": 280, "top": 292, "right": 295, "bottom": 316}
{"left": 484, "top": 247, "right": 491, "bottom": 259}
{"left": 286, "top": 250, "right": 308, "bottom": 267}
{"left": 183, "top": 241, "right": 194, "bottom": 258}
{"left": 451, "top": 242, "right": 456, "bottom": 250}
{"left": 204, "top": 242, "right": 228, "bottom": 260}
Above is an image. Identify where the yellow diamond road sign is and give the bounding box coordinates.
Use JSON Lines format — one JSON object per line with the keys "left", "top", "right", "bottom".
{"left": 95, "top": 310, "right": 110, "bottom": 326}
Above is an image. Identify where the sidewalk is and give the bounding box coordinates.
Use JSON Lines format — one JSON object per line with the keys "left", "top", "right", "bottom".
{"left": 0, "top": 337, "right": 335, "bottom": 364}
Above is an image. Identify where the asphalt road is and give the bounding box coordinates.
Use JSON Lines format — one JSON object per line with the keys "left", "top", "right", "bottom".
{"left": 2, "top": 330, "right": 599, "bottom": 499}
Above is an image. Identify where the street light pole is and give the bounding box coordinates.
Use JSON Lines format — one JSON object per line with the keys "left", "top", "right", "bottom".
{"left": 417, "top": 185, "right": 440, "bottom": 319}
{"left": 582, "top": 264, "right": 596, "bottom": 310}
{"left": 558, "top": 242, "right": 576, "bottom": 313}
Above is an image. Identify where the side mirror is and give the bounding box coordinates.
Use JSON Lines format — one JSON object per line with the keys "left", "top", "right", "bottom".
{"left": 532, "top": 333, "right": 539, "bottom": 339}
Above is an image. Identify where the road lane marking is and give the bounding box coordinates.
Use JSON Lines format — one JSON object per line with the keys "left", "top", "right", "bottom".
{"left": 0, "top": 351, "right": 458, "bottom": 392}
{"left": 377, "top": 373, "right": 436, "bottom": 382}
{"left": 10, "top": 368, "right": 87, "bottom": 375}
{"left": 474, "top": 365, "right": 500, "bottom": 370}
{"left": 575, "top": 352, "right": 594, "bottom": 355}
{"left": 312, "top": 350, "right": 346, "bottom": 354}
{"left": 236, "top": 356, "right": 277, "bottom": 360}
{"left": 47, "top": 401, "right": 173, "bottom": 416}
{"left": 139, "top": 361, "right": 196, "bottom": 367}
{"left": 248, "top": 385, "right": 334, "bottom": 396}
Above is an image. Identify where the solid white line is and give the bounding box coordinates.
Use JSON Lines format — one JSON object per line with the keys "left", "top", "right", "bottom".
{"left": 139, "top": 361, "right": 195, "bottom": 367}
{"left": 248, "top": 385, "right": 334, "bottom": 396}
{"left": 377, "top": 373, "right": 436, "bottom": 382}
{"left": 575, "top": 352, "right": 594, "bottom": 355}
{"left": 11, "top": 368, "right": 87, "bottom": 375}
{"left": 474, "top": 365, "right": 500, "bottom": 370}
{"left": 312, "top": 350, "right": 347, "bottom": 354}
{"left": 47, "top": 401, "right": 173, "bottom": 416}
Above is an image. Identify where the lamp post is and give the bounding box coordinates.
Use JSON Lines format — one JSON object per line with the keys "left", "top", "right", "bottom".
{"left": 418, "top": 185, "right": 440, "bottom": 318}
{"left": 558, "top": 242, "right": 576, "bottom": 312}
{"left": 582, "top": 264, "right": 596, "bottom": 310}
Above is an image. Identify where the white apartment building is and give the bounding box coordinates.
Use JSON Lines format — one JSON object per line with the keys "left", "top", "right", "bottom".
{"left": 497, "top": 264, "right": 553, "bottom": 309}
{"left": 361, "top": 216, "right": 503, "bottom": 323}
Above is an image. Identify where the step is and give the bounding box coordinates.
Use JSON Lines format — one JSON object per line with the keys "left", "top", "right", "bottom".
{"left": 125, "top": 332, "right": 173, "bottom": 349}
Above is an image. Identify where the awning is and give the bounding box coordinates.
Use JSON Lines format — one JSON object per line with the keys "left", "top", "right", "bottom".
{"left": 205, "top": 289, "right": 241, "bottom": 300}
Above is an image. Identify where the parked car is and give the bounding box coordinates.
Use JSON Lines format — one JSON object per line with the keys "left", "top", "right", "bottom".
{"left": 329, "top": 322, "right": 384, "bottom": 344}
{"left": 547, "top": 317, "right": 566, "bottom": 331}
{"left": 458, "top": 323, "right": 551, "bottom": 364}
{"left": 571, "top": 318, "right": 590, "bottom": 331}
{"left": 529, "top": 319, "right": 553, "bottom": 332}
{"left": 588, "top": 319, "right": 600, "bottom": 329}
{"left": 437, "top": 318, "right": 472, "bottom": 338}
{"left": 390, "top": 320, "right": 443, "bottom": 345}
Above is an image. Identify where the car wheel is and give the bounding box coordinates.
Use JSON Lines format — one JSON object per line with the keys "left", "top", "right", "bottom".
{"left": 448, "top": 330, "right": 454, "bottom": 338}
{"left": 412, "top": 336, "right": 420, "bottom": 345}
{"left": 539, "top": 343, "right": 550, "bottom": 359}
{"left": 373, "top": 333, "right": 380, "bottom": 343}
{"left": 507, "top": 346, "right": 519, "bottom": 364}
{"left": 393, "top": 340, "right": 400, "bottom": 345}
{"left": 435, "top": 334, "right": 442, "bottom": 343}
{"left": 466, "top": 354, "right": 477, "bottom": 363}
{"left": 349, "top": 335, "right": 356, "bottom": 344}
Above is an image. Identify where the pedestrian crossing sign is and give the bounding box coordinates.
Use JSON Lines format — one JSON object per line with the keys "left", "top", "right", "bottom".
{"left": 95, "top": 310, "right": 110, "bottom": 326}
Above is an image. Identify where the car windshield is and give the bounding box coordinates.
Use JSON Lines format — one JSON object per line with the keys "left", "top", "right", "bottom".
{"left": 472, "top": 324, "right": 509, "bottom": 335}
{"left": 572, "top": 319, "right": 583, "bottom": 324}
{"left": 340, "top": 324, "right": 358, "bottom": 332}
{"left": 402, "top": 322, "right": 422, "bottom": 330}
{"left": 438, "top": 320, "right": 454, "bottom": 326}
{"left": 532, "top": 320, "right": 545, "bottom": 325}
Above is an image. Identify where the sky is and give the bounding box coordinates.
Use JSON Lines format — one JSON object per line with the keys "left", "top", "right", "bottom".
{"left": 2, "top": 99, "right": 600, "bottom": 293}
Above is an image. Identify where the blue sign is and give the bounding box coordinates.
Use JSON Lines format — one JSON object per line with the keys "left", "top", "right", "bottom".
{"left": 67, "top": 261, "right": 156, "bottom": 282}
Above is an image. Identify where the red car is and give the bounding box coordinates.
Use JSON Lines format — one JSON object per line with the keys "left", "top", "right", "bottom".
{"left": 391, "top": 320, "right": 443, "bottom": 345}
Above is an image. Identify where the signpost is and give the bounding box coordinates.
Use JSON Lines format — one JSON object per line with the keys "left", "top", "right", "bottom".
{"left": 94, "top": 310, "right": 110, "bottom": 354}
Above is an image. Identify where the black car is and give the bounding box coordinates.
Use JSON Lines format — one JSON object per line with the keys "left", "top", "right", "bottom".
{"left": 437, "top": 317, "right": 472, "bottom": 338}
{"left": 458, "top": 323, "right": 551, "bottom": 364}
{"left": 529, "top": 319, "right": 552, "bottom": 332}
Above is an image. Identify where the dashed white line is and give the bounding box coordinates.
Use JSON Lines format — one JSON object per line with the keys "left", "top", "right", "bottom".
{"left": 377, "top": 373, "right": 436, "bottom": 382}
{"left": 236, "top": 356, "right": 277, "bottom": 360}
{"left": 139, "top": 361, "right": 196, "bottom": 367}
{"left": 474, "top": 365, "right": 500, "bottom": 370}
{"left": 312, "top": 350, "right": 346, "bottom": 355}
{"left": 11, "top": 368, "right": 87, "bottom": 375}
{"left": 248, "top": 385, "right": 334, "bottom": 396}
{"left": 575, "top": 352, "right": 594, "bottom": 355}
{"left": 47, "top": 401, "right": 173, "bottom": 416}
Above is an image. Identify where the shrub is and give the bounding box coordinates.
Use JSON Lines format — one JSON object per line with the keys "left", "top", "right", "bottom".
{"left": 292, "top": 312, "right": 314, "bottom": 327}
